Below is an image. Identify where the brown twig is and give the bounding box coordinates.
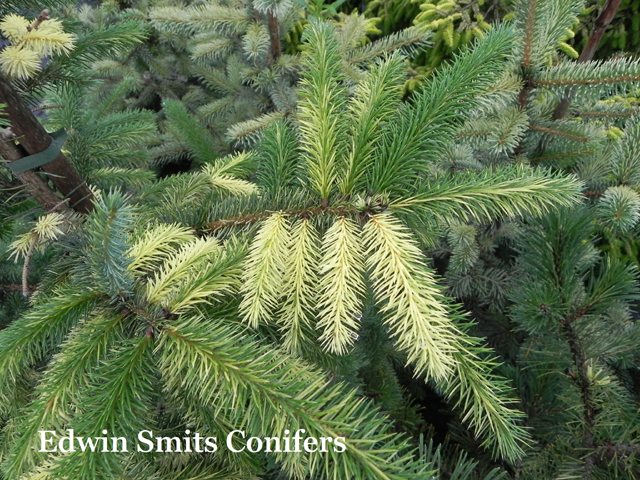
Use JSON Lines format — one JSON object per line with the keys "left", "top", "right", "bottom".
{"left": 521, "top": 0, "right": 538, "bottom": 69}
{"left": 30, "top": 104, "right": 65, "bottom": 114}
{"left": 267, "top": 12, "right": 282, "bottom": 62}
{"left": 27, "top": 9, "right": 50, "bottom": 32}
{"left": 0, "top": 284, "right": 36, "bottom": 294}
{"left": 560, "top": 314, "right": 597, "bottom": 479}
{"left": 19, "top": 198, "right": 71, "bottom": 299}
{"left": 529, "top": 124, "right": 589, "bottom": 142}
{"left": 206, "top": 205, "right": 357, "bottom": 232}
{"left": 513, "top": 75, "right": 535, "bottom": 155}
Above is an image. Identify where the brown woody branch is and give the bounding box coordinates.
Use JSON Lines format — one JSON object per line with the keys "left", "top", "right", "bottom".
{"left": 529, "top": 124, "right": 589, "bottom": 142}
{"left": 21, "top": 233, "right": 39, "bottom": 298}
{"left": 30, "top": 104, "right": 65, "bottom": 114}
{"left": 521, "top": 0, "right": 538, "bottom": 68}
{"left": 206, "top": 205, "right": 358, "bottom": 232}
{"left": 559, "top": 313, "right": 597, "bottom": 479}
{"left": 553, "top": 0, "right": 623, "bottom": 120}
{"left": 540, "top": 74, "right": 640, "bottom": 87}
{"left": 267, "top": 12, "right": 281, "bottom": 62}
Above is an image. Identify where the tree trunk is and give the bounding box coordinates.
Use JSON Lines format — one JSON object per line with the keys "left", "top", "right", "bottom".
{"left": 0, "top": 72, "right": 93, "bottom": 213}
{"left": 0, "top": 134, "right": 70, "bottom": 212}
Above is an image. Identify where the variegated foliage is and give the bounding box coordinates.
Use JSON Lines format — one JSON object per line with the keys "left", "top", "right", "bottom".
{"left": 232, "top": 20, "right": 586, "bottom": 462}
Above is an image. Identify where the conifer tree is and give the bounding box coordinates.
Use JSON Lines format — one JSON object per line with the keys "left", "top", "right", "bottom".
{"left": 449, "top": 0, "right": 640, "bottom": 177}
{"left": 418, "top": 0, "right": 640, "bottom": 475}
{"left": 12, "top": 0, "right": 640, "bottom": 476}
{"left": 79, "top": 0, "right": 431, "bottom": 173}
{"left": 0, "top": 1, "right": 154, "bottom": 339}
{"left": 0, "top": 12, "right": 593, "bottom": 479}
{"left": 508, "top": 205, "right": 640, "bottom": 478}
{"left": 431, "top": 0, "right": 640, "bottom": 313}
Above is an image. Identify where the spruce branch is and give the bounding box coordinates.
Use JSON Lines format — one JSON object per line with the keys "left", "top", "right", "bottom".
{"left": 346, "top": 26, "right": 432, "bottom": 65}
{"left": 256, "top": 120, "right": 300, "bottom": 196}
{"left": 363, "top": 213, "right": 460, "bottom": 381}
{"left": 518, "top": 0, "right": 537, "bottom": 68}
{"left": 529, "top": 124, "right": 589, "bottom": 142}
{"left": 537, "top": 57, "right": 640, "bottom": 94}
{"left": 226, "top": 111, "right": 286, "bottom": 147}
{"left": 558, "top": 312, "right": 597, "bottom": 479}
{"left": 515, "top": 0, "right": 582, "bottom": 69}
{"left": 388, "top": 166, "right": 583, "bottom": 223}
{"left": 19, "top": 20, "right": 147, "bottom": 100}
{"left": 267, "top": 12, "right": 282, "bottom": 61}
{"left": 159, "top": 317, "right": 424, "bottom": 480}
{"left": 127, "top": 224, "right": 195, "bottom": 275}
{"left": 50, "top": 336, "right": 156, "bottom": 480}
{"left": 339, "top": 54, "right": 405, "bottom": 196}
{"left": 206, "top": 204, "right": 358, "bottom": 232}
{"left": 239, "top": 212, "right": 290, "bottom": 327}
{"left": 27, "top": 10, "right": 50, "bottom": 33}
{"left": 85, "top": 191, "right": 135, "bottom": 300}
{"left": 164, "top": 99, "right": 218, "bottom": 165}
{"left": 145, "top": 237, "right": 222, "bottom": 308}
{"left": 0, "top": 287, "right": 99, "bottom": 413}
{"left": 20, "top": 230, "right": 37, "bottom": 298}
{"left": 278, "top": 218, "right": 320, "bottom": 353}
{"left": 151, "top": 4, "right": 250, "bottom": 35}
{"left": 316, "top": 216, "right": 365, "bottom": 354}
{"left": 166, "top": 242, "right": 245, "bottom": 315}
{"left": 362, "top": 215, "right": 529, "bottom": 460}
{"left": 510, "top": 208, "right": 640, "bottom": 477}
{"left": 443, "top": 342, "right": 529, "bottom": 462}
{"left": 3, "top": 312, "right": 124, "bottom": 478}
{"left": 298, "top": 20, "right": 346, "bottom": 203}
{"left": 610, "top": 116, "right": 640, "bottom": 187}
{"left": 370, "top": 25, "right": 515, "bottom": 194}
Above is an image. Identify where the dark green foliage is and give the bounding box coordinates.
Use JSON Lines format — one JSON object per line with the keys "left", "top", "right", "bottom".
{"left": 255, "top": 120, "right": 301, "bottom": 196}
{"left": 508, "top": 206, "right": 640, "bottom": 478}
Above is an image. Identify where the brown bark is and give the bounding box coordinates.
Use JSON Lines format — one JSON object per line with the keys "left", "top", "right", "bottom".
{"left": 0, "top": 135, "right": 70, "bottom": 212}
{"left": 206, "top": 204, "right": 357, "bottom": 232}
{"left": 0, "top": 72, "right": 93, "bottom": 213}
{"left": 267, "top": 12, "right": 282, "bottom": 62}
{"left": 560, "top": 314, "right": 597, "bottom": 479}
{"left": 553, "top": 0, "right": 623, "bottom": 120}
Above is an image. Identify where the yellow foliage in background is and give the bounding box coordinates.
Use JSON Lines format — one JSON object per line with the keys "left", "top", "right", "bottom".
{"left": 0, "top": 13, "right": 75, "bottom": 79}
